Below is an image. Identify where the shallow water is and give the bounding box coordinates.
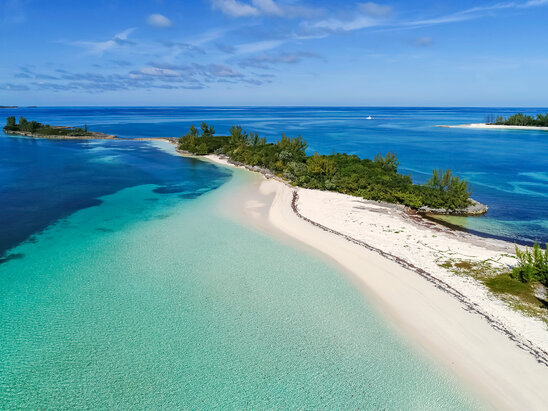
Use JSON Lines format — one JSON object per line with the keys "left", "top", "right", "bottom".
{"left": 0, "top": 149, "right": 479, "bottom": 408}
{"left": 2, "top": 106, "right": 546, "bottom": 243}
{"left": 0, "top": 107, "right": 540, "bottom": 407}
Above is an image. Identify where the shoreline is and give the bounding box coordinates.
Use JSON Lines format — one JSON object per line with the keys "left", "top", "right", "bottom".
{"left": 6, "top": 133, "right": 548, "bottom": 354}
{"left": 438, "top": 123, "right": 548, "bottom": 131}
{"left": 198, "top": 152, "right": 548, "bottom": 410}
{"left": 3, "top": 132, "right": 548, "bottom": 407}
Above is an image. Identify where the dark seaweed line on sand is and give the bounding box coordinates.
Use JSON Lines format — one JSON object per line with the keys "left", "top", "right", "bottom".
{"left": 290, "top": 190, "right": 548, "bottom": 367}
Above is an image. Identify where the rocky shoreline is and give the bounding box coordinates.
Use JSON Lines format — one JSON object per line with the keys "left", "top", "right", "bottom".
{"left": 419, "top": 198, "right": 488, "bottom": 216}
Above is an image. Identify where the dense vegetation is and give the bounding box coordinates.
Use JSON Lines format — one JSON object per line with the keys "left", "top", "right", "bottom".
{"left": 512, "top": 243, "right": 548, "bottom": 286}
{"left": 179, "top": 122, "right": 472, "bottom": 210}
{"left": 489, "top": 112, "right": 548, "bottom": 127}
{"left": 4, "top": 116, "right": 90, "bottom": 136}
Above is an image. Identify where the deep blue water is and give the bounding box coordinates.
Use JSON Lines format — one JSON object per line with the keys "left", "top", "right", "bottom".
{"left": 1, "top": 106, "right": 547, "bottom": 247}
{"left": 0, "top": 134, "right": 230, "bottom": 258}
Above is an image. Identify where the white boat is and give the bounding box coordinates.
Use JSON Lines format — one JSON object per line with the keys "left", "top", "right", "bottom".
{"left": 366, "top": 116, "right": 372, "bottom": 120}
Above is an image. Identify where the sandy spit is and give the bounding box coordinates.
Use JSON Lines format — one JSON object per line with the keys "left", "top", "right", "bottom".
{"left": 201, "top": 152, "right": 548, "bottom": 410}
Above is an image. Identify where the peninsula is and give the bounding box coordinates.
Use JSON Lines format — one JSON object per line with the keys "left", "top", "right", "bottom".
{"left": 175, "top": 123, "right": 548, "bottom": 354}
{"left": 178, "top": 122, "right": 486, "bottom": 215}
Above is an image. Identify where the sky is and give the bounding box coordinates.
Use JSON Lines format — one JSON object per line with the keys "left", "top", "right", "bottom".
{"left": 0, "top": 0, "right": 547, "bottom": 106}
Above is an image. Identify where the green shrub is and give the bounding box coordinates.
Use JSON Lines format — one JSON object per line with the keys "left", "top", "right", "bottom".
{"left": 493, "top": 112, "right": 548, "bottom": 127}
{"left": 177, "top": 124, "right": 473, "bottom": 211}
{"left": 4, "top": 117, "right": 91, "bottom": 136}
{"left": 511, "top": 243, "right": 548, "bottom": 286}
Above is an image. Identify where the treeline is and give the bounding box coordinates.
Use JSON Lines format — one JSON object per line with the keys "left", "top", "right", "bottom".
{"left": 4, "top": 116, "right": 90, "bottom": 136}
{"left": 490, "top": 112, "right": 548, "bottom": 127}
{"left": 179, "top": 122, "right": 472, "bottom": 210}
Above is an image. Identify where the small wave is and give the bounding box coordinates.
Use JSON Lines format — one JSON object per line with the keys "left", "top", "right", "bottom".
{"left": 518, "top": 171, "right": 548, "bottom": 182}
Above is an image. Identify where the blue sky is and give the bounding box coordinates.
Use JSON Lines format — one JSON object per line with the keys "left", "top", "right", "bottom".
{"left": 1, "top": 0, "right": 547, "bottom": 106}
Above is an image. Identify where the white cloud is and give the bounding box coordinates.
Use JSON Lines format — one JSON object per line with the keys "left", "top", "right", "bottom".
{"left": 234, "top": 39, "right": 285, "bottom": 54}
{"left": 147, "top": 14, "right": 172, "bottom": 28}
{"left": 310, "top": 0, "right": 548, "bottom": 35}
{"left": 358, "top": 2, "right": 393, "bottom": 17}
{"left": 314, "top": 15, "right": 379, "bottom": 32}
{"left": 402, "top": 0, "right": 548, "bottom": 28}
{"left": 72, "top": 28, "right": 136, "bottom": 55}
{"left": 311, "top": 2, "right": 390, "bottom": 33}
{"left": 211, "top": 0, "right": 259, "bottom": 17}
{"left": 140, "top": 67, "right": 179, "bottom": 76}
{"left": 521, "top": 0, "right": 548, "bottom": 6}
{"left": 211, "top": 0, "right": 321, "bottom": 18}
{"left": 252, "top": 0, "right": 283, "bottom": 15}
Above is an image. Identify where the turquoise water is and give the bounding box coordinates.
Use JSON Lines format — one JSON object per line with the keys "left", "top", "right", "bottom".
{"left": 0, "top": 145, "right": 479, "bottom": 408}
{"left": 1, "top": 106, "right": 546, "bottom": 244}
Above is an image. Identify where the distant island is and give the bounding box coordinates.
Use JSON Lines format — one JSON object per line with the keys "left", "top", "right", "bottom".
{"left": 178, "top": 122, "right": 486, "bottom": 215}
{"left": 489, "top": 112, "right": 548, "bottom": 127}
{"left": 3, "top": 116, "right": 116, "bottom": 139}
{"left": 0, "top": 106, "right": 18, "bottom": 109}
{"left": 439, "top": 112, "right": 548, "bottom": 130}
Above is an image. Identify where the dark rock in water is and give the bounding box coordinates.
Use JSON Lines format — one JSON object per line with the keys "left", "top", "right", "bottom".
{"left": 419, "top": 199, "right": 488, "bottom": 216}
{"left": 0, "top": 253, "right": 25, "bottom": 265}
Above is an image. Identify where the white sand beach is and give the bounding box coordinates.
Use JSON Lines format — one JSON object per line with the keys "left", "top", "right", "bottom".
{"left": 204, "top": 154, "right": 548, "bottom": 410}
{"left": 440, "top": 123, "right": 548, "bottom": 131}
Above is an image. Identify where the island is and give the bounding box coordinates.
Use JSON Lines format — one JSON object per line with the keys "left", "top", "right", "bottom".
{"left": 439, "top": 111, "right": 548, "bottom": 130}
{"left": 491, "top": 112, "right": 548, "bottom": 127}
{"left": 3, "top": 116, "right": 116, "bottom": 139}
{"left": 178, "top": 122, "right": 487, "bottom": 215}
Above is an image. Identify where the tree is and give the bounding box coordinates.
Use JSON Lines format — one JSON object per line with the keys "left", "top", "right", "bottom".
{"left": 373, "top": 152, "right": 399, "bottom": 173}
{"left": 229, "top": 125, "right": 248, "bottom": 147}
{"left": 276, "top": 133, "right": 307, "bottom": 159}
{"left": 201, "top": 122, "right": 215, "bottom": 137}
{"left": 427, "top": 169, "right": 443, "bottom": 190}
{"left": 249, "top": 132, "right": 265, "bottom": 146}
{"left": 4, "top": 116, "right": 16, "bottom": 130}
{"left": 19, "top": 117, "right": 28, "bottom": 130}
{"left": 189, "top": 124, "right": 199, "bottom": 137}
{"left": 28, "top": 121, "right": 40, "bottom": 132}
{"left": 307, "top": 153, "right": 336, "bottom": 176}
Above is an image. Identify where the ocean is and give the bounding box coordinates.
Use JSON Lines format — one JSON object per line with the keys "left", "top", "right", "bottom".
{"left": 2, "top": 106, "right": 546, "bottom": 244}
{"left": 1, "top": 105, "right": 545, "bottom": 407}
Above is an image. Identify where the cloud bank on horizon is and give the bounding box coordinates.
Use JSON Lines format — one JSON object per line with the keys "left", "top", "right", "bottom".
{"left": 1, "top": 0, "right": 547, "bottom": 105}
